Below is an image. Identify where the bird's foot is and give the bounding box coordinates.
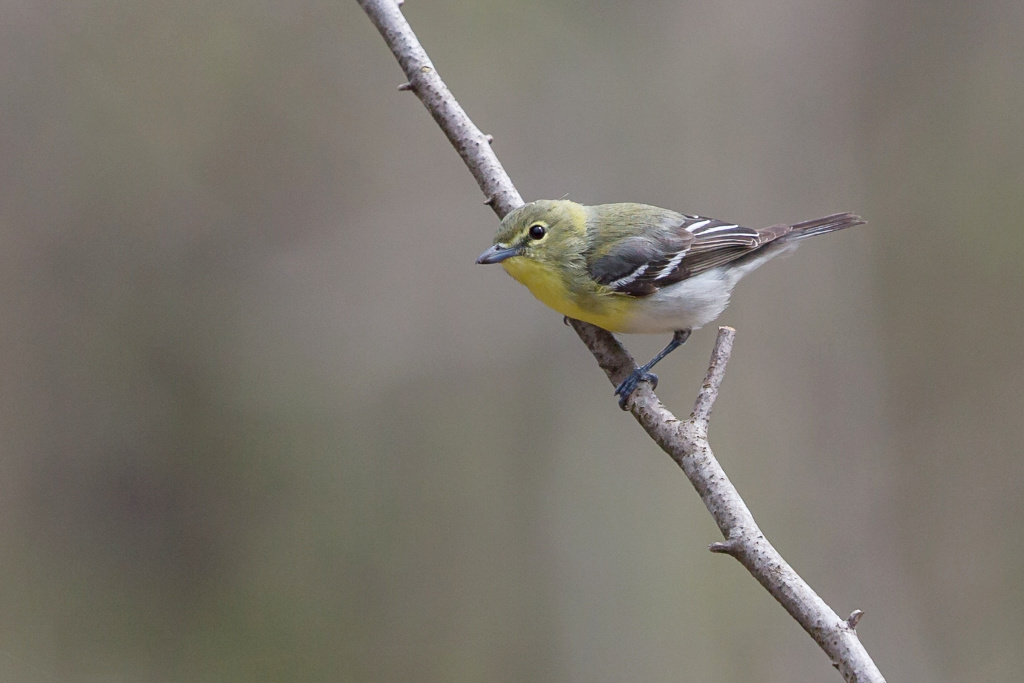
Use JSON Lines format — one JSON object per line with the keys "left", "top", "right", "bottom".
{"left": 614, "top": 370, "right": 658, "bottom": 410}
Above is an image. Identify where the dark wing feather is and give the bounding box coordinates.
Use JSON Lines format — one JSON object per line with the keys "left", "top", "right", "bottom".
{"left": 589, "top": 213, "right": 777, "bottom": 297}
{"left": 588, "top": 233, "right": 688, "bottom": 296}
{"left": 673, "top": 218, "right": 763, "bottom": 278}
{"left": 590, "top": 210, "right": 863, "bottom": 297}
{"left": 586, "top": 207, "right": 694, "bottom": 295}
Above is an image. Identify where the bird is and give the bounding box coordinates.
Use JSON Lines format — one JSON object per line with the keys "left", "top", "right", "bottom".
{"left": 476, "top": 199, "right": 864, "bottom": 409}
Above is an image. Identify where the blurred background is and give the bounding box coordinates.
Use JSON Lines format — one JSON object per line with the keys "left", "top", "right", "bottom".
{"left": 1, "top": 0, "right": 1021, "bottom": 680}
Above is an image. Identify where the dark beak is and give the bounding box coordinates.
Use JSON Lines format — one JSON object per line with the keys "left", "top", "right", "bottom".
{"left": 476, "top": 244, "right": 522, "bottom": 264}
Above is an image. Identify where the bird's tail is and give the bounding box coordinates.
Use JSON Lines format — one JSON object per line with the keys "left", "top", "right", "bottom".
{"left": 786, "top": 212, "right": 865, "bottom": 240}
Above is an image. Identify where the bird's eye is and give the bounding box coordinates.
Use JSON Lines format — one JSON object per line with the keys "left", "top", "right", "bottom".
{"left": 528, "top": 224, "right": 546, "bottom": 240}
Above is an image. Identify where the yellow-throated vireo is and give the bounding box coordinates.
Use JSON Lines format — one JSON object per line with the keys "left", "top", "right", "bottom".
{"left": 477, "top": 200, "right": 864, "bottom": 409}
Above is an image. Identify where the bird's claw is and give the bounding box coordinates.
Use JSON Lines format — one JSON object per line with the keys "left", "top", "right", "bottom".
{"left": 614, "top": 370, "right": 658, "bottom": 410}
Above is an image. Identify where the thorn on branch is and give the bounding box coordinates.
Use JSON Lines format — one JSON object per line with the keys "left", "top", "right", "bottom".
{"left": 483, "top": 195, "right": 496, "bottom": 206}
{"left": 397, "top": 82, "right": 413, "bottom": 91}
{"left": 846, "top": 610, "right": 864, "bottom": 629}
{"left": 396, "top": 0, "right": 404, "bottom": 6}
{"left": 709, "top": 527, "right": 745, "bottom": 556}
{"left": 485, "top": 134, "right": 494, "bottom": 144}
{"left": 708, "top": 538, "right": 740, "bottom": 555}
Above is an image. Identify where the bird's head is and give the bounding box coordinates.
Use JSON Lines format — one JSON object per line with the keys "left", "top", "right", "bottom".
{"left": 476, "top": 200, "right": 588, "bottom": 280}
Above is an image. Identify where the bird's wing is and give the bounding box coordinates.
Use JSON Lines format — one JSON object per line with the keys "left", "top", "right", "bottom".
{"left": 590, "top": 214, "right": 780, "bottom": 297}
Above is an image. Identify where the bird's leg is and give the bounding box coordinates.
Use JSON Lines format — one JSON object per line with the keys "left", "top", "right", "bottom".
{"left": 614, "top": 328, "right": 692, "bottom": 409}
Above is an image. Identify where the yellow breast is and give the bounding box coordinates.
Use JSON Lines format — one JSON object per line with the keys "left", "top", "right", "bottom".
{"left": 501, "top": 257, "right": 633, "bottom": 332}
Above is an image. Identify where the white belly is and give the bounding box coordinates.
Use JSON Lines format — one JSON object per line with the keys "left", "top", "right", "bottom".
{"left": 618, "top": 268, "right": 735, "bottom": 333}
{"left": 616, "top": 241, "right": 797, "bottom": 334}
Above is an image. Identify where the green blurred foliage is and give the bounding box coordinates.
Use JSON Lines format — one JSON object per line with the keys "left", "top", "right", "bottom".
{"left": 0, "top": 1, "right": 1022, "bottom": 681}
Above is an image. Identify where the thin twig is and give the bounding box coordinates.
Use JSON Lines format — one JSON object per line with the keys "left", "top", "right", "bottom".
{"left": 691, "top": 326, "right": 735, "bottom": 425}
{"left": 357, "top": 2, "right": 886, "bottom": 680}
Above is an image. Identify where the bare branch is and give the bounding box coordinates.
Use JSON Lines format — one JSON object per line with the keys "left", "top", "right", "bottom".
{"left": 691, "top": 326, "right": 735, "bottom": 426}
{"left": 357, "top": 0, "right": 522, "bottom": 218}
{"left": 357, "top": 2, "right": 886, "bottom": 681}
